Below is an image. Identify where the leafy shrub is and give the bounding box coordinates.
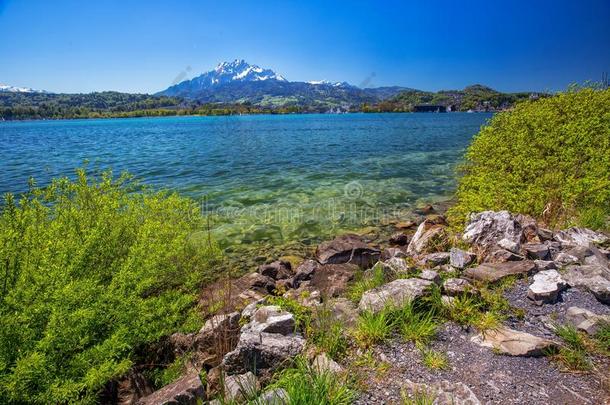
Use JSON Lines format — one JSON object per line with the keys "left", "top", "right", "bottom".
{"left": 449, "top": 87, "right": 610, "bottom": 229}
{"left": 0, "top": 169, "right": 221, "bottom": 404}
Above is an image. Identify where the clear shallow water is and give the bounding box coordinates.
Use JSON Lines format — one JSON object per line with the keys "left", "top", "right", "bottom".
{"left": 0, "top": 113, "right": 492, "bottom": 253}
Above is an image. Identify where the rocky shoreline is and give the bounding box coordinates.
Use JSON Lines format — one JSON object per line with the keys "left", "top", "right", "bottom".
{"left": 132, "top": 209, "right": 610, "bottom": 405}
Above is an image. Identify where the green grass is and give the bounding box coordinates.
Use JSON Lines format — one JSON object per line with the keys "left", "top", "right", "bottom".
{"left": 420, "top": 348, "right": 449, "bottom": 370}
{"left": 396, "top": 304, "right": 438, "bottom": 345}
{"left": 354, "top": 309, "right": 393, "bottom": 348}
{"left": 594, "top": 322, "right": 610, "bottom": 353}
{"left": 309, "top": 306, "right": 349, "bottom": 360}
{"left": 270, "top": 357, "right": 355, "bottom": 405}
{"left": 553, "top": 324, "right": 592, "bottom": 372}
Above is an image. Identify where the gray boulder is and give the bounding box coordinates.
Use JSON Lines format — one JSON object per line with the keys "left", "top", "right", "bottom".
{"left": 450, "top": 248, "right": 476, "bottom": 269}
{"left": 313, "top": 352, "right": 344, "bottom": 374}
{"left": 223, "top": 372, "right": 258, "bottom": 402}
{"left": 291, "top": 260, "right": 317, "bottom": 288}
{"left": 258, "top": 389, "right": 290, "bottom": 404}
{"left": 464, "top": 261, "right": 537, "bottom": 283}
{"left": 524, "top": 243, "right": 551, "bottom": 260}
{"left": 563, "top": 265, "right": 610, "bottom": 304}
{"left": 136, "top": 371, "right": 204, "bottom": 405}
{"left": 527, "top": 270, "right": 568, "bottom": 305}
{"left": 443, "top": 278, "right": 474, "bottom": 296}
{"left": 463, "top": 211, "right": 524, "bottom": 253}
{"left": 358, "top": 278, "right": 433, "bottom": 313}
{"left": 406, "top": 215, "right": 449, "bottom": 255}
{"left": 316, "top": 234, "right": 380, "bottom": 267}
{"left": 418, "top": 252, "right": 451, "bottom": 267}
{"left": 565, "top": 306, "right": 610, "bottom": 335}
{"left": 223, "top": 331, "right": 305, "bottom": 375}
{"left": 242, "top": 306, "right": 295, "bottom": 335}
{"left": 419, "top": 269, "right": 441, "bottom": 284}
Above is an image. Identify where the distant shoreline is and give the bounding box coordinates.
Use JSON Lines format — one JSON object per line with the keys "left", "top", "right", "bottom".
{"left": 0, "top": 110, "right": 498, "bottom": 123}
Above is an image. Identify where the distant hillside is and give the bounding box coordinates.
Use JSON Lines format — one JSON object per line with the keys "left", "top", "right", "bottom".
{"left": 365, "top": 85, "right": 542, "bottom": 112}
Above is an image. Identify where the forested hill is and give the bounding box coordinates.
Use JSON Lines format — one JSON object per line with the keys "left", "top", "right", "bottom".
{"left": 364, "top": 85, "right": 543, "bottom": 112}
{"left": 0, "top": 92, "right": 185, "bottom": 120}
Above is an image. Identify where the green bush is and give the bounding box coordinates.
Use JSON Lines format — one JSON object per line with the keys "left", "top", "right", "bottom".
{"left": 449, "top": 87, "right": 610, "bottom": 229}
{"left": 0, "top": 169, "right": 221, "bottom": 404}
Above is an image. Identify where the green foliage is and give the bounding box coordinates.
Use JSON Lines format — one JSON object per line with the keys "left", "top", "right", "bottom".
{"left": 0, "top": 169, "right": 221, "bottom": 404}
{"left": 271, "top": 357, "right": 355, "bottom": 405}
{"left": 449, "top": 88, "right": 610, "bottom": 229}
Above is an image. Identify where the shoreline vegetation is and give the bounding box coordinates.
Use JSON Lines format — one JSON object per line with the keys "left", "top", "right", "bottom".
{"left": 0, "top": 87, "right": 608, "bottom": 403}
{"left": 0, "top": 84, "right": 541, "bottom": 121}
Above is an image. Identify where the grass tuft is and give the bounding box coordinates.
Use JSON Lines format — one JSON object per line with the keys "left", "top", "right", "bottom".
{"left": 271, "top": 356, "right": 355, "bottom": 405}
{"left": 353, "top": 309, "right": 393, "bottom": 348}
{"left": 420, "top": 348, "right": 449, "bottom": 370}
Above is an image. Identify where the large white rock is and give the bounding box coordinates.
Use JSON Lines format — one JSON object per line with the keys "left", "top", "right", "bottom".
{"left": 463, "top": 211, "right": 524, "bottom": 252}
{"left": 527, "top": 270, "right": 568, "bottom": 305}
{"left": 471, "top": 327, "right": 557, "bottom": 356}
{"left": 358, "top": 278, "right": 433, "bottom": 313}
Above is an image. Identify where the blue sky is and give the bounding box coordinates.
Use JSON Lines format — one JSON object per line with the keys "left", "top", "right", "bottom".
{"left": 1, "top": 0, "right": 609, "bottom": 94}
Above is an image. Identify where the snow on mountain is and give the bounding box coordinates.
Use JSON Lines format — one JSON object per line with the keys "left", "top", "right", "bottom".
{"left": 174, "top": 59, "right": 286, "bottom": 90}
{"left": 0, "top": 84, "right": 47, "bottom": 93}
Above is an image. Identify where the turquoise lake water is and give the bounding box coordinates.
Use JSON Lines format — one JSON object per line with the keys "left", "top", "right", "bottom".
{"left": 0, "top": 113, "right": 492, "bottom": 257}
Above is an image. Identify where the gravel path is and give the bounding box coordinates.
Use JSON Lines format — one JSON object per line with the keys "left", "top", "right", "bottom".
{"left": 352, "top": 279, "right": 610, "bottom": 405}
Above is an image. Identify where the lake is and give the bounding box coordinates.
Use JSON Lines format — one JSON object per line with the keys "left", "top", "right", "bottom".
{"left": 0, "top": 113, "right": 492, "bottom": 260}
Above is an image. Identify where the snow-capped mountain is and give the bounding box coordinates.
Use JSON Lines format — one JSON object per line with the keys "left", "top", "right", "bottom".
{"left": 0, "top": 84, "right": 47, "bottom": 93}
{"left": 160, "top": 59, "right": 286, "bottom": 96}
